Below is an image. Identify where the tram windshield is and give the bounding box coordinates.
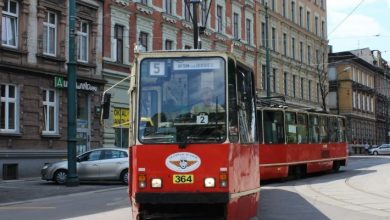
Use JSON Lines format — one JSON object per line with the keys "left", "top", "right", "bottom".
{"left": 138, "top": 56, "right": 226, "bottom": 144}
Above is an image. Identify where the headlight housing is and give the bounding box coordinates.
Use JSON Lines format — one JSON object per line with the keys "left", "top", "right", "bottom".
{"left": 204, "top": 177, "right": 215, "bottom": 188}
{"left": 151, "top": 178, "right": 162, "bottom": 188}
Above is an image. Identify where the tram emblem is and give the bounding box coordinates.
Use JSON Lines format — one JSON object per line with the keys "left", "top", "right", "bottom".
{"left": 166, "top": 152, "right": 201, "bottom": 173}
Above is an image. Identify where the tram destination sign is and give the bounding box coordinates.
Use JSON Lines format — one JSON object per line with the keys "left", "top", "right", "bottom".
{"left": 54, "top": 76, "right": 98, "bottom": 92}
{"left": 173, "top": 59, "right": 221, "bottom": 70}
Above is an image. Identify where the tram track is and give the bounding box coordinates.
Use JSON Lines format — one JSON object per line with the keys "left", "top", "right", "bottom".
{"left": 294, "top": 165, "right": 390, "bottom": 217}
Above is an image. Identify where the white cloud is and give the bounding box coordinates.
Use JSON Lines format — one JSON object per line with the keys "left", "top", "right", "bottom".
{"left": 327, "top": 0, "right": 380, "bottom": 12}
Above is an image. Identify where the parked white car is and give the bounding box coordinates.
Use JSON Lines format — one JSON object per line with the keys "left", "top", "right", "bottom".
{"left": 368, "top": 144, "right": 390, "bottom": 155}
{"left": 41, "top": 148, "right": 129, "bottom": 184}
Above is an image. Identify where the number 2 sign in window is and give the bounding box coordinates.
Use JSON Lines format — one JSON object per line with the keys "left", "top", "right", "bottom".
{"left": 149, "top": 62, "right": 165, "bottom": 76}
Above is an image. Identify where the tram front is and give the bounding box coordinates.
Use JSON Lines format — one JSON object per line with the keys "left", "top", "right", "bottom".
{"left": 128, "top": 51, "right": 259, "bottom": 220}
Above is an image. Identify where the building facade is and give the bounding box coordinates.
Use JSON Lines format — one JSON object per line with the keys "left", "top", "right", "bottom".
{"left": 257, "top": 0, "right": 327, "bottom": 109}
{"left": 0, "top": 0, "right": 104, "bottom": 179}
{"left": 328, "top": 49, "right": 389, "bottom": 146}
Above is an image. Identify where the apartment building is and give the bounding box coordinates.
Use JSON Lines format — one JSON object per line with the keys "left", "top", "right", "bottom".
{"left": 328, "top": 49, "right": 387, "bottom": 146}
{"left": 0, "top": 0, "right": 104, "bottom": 179}
{"left": 257, "top": 0, "right": 327, "bottom": 109}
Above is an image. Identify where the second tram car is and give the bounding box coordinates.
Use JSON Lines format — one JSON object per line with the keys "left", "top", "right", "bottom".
{"left": 128, "top": 51, "right": 260, "bottom": 219}
{"left": 257, "top": 107, "right": 348, "bottom": 181}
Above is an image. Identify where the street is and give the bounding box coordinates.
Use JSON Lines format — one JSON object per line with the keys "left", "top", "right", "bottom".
{"left": 1, "top": 156, "right": 390, "bottom": 220}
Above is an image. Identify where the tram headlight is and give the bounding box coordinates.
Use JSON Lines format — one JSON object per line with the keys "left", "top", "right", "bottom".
{"left": 204, "top": 177, "right": 215, "bottom": 188}
{"left": 138, "top": 174, "right": 146, "bottom": 188}
{"left": 151, "top": 178, "right": 162, "bottom": 188}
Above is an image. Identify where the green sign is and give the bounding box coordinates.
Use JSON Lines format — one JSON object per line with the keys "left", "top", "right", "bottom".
{"left": 54, "top": 77, "right": 65, "bottom": 88}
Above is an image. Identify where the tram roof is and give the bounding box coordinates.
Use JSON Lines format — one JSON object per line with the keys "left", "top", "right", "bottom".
{"left": 134, "top": 49, "right": 247, "bottom": 62}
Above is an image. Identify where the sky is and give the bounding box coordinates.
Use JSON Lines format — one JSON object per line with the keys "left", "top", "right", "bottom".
{"left": 327, "top": 0, "right": 390, "bottom": 62}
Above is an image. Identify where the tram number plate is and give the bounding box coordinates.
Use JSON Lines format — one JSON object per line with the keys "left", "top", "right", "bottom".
{"left": 173, "top": 174, "right": 194, "bottom": 184}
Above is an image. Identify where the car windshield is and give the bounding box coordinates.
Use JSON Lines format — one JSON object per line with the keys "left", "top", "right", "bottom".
{"left": 138, "top": 56, "right": 226, "bottom": 144}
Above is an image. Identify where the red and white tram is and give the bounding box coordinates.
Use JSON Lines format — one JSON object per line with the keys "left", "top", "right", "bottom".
{"left": 257, "top": 106, "right": 348, "bottom": 181}
{"left": 128, "top": 51, "right": 260, "bottom": 219}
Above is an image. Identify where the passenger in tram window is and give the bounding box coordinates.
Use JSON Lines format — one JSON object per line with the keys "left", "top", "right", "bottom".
{"left": 191, "top": 87, "right": 224, "bottom": 116}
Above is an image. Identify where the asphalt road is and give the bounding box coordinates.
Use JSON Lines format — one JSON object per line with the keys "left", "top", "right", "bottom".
{"left": 2, "top": 156, "right": 390, "bottom": 220}
{"left": 0, "top": 180, "right": 128, "bottom": 220}
{"left": 0, "top": 179, "right": 125, "bottom": 204}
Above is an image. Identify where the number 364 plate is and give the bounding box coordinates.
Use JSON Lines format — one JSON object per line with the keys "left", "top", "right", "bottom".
{"left": 173, "top": 174, "right": 194, "bottom": 184}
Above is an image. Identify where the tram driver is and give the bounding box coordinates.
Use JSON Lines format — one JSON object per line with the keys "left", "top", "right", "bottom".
{"left": 190, "top": 87, "right": 225, "bottom": 118}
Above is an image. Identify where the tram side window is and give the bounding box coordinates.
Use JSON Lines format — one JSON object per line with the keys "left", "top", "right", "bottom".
{"left": 297, "top": 113, "right": 308, "bottom": 144}
{"left": 319, "top": 116, "right": 329, "bottom": 143}
{"left": 309, "top": 115, "right": 320, "bottom": 143}
{"left": 236, "top": 65, "right": 256, "bottom": 144}
{"left": 263, "top": 110, "right": 284, "bottom": 144}
{"left": 286, "top": 112, "right": 297, "bottom": 144}
{"left": 228, "top": 58, "right": 239, "bottom": 143}
{"left": 338, "top": 117, "right": 346, "bottom": 142}
{"left": 328, "top": 117, "right": 338, "bottom": 142}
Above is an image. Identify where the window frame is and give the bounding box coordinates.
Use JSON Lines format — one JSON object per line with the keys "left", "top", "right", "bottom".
{"left": 77, "top": 20, "right": 89, "bottom": 63}
{"left": 114, "top": 24, "right": 124, "bottom": 63}
{"left": 43, "top": 11, "right": 57, "bottom": 56}
{"left": 1, "top": 0, "right": 19, "bottom": 48}
{"left": 216, "top": 5, "right": 223, "bottom": 33}
{"left": 42, "top": 89, "right": 59, "bottom": 135}
{"left": 0, "top": 84, "right": 19, "bottom": 133}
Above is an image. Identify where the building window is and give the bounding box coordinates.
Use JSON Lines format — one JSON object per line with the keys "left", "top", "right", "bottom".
{"left": 284, "top": 72, "right": 288, "bottom": 96}
{"left": 272, "top": 27, "right": 276, "bottom": 51}
{"left": 114, "top": 24, "right": 124, "bottom": 63}
{"left": 184, "top": 2, "right": 191, "bottom": 22}
{"left": 299, "top": 6, "right": 303, "bottom": 27}
{"left": 42, "top": 89, "right": 58, "bottom": 134}
{"left": 262, "top": 65, "right": 266, "bottom": 90}
{"left": 282, "top": 0, "right": 286, "bottom": 17}
{"left": 307, "top": 45, "right": 311, "bottom": 65}
{"left": 201, "top": 1, "right": 208, "bottom": 26}
{"left": 0, "top": 84, "right": 18, "bottom": 133}
{"left": 217, "top": 5, "right": 223, "bottom": 33}
{"left": 233, "top": 13, "right": 239, "bottom": 39}
{"left": 283, "top": 33, "right": 287, "bottom": 56}
{"left": 246, "top": 18, "right": 251, "bottom": 44}
{"left": 301, "top": 78, "right": 304, "bottom": 99}
{"left": 261, "top": 22, "right": 266, "bottom": 47}
{"left": 272, "top": 68, "right": 277, "bottom": 93}
{"left": 316, "top": 49, "right": 319, "bottom": 65}
{"left": 300, "top": 41, "right": 303, "bottom": 63}
{"left": 291, "top": 37, "right": 295, "bottom": 59}
{"left": 291, "top": 1, "right": 295, "bottom": 23}
{"left": 293, "top": 75, "right": 296, "bottom": 97}
{"left": 271, "top": 0, "right": 275, "bottom": 11}
{"left": 184, "top": 45, "right": 192, "bottom": 50}
{"left": 165, "top": 39, "right": 173, "bottom": 50}
{"left": 1, "top": 0, "right": 18, "bottom": 48}
{"left": 77, "top": 21, "right": 89, "bottom": 62}
{"left": 306, "top": 11, "right": 311, "bottom": 31}
{"left": 308, "top": 80, "right": 312, "bottom": 101}
{"left": 140, "top": 0, "right": 148, "bottom": 5}
{"left": 165, "top": 0, "right": 172, "bottom": 14}
{"left": 43, "top": 11, "right": 57, "bottom": 56}
{"left": 139, "top": 31, "right": 148, "bottom": 51}
{"left": 315, "top": 16, "right": 319, "bottom": 35}
{"left": 317, "top": 83, "right": 320, "bottom": 103}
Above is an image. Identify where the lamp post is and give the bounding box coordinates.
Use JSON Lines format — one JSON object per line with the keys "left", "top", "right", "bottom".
{"left": 66, "top": 0, "right": 79, "bottom": 186}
